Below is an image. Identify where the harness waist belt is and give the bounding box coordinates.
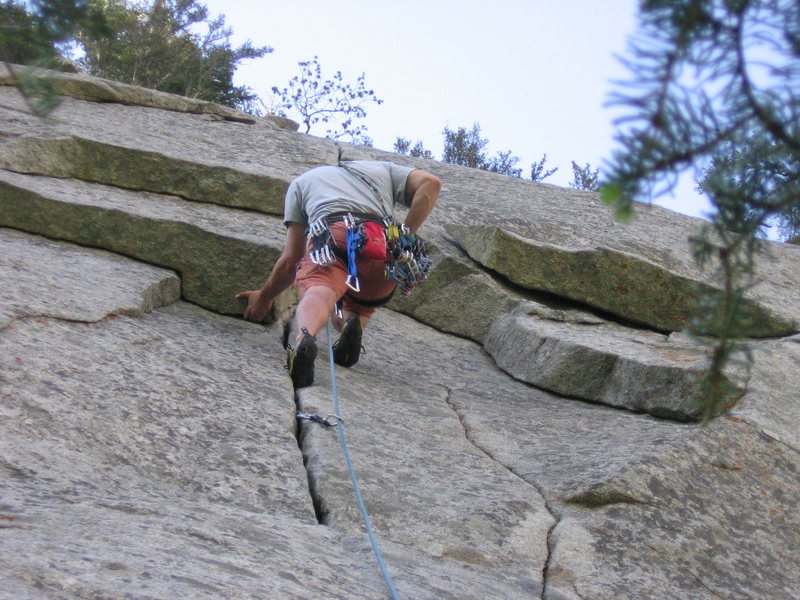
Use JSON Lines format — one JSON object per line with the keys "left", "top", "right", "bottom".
{"left": 323, "top": 211, "right": 387, "bottom": 225}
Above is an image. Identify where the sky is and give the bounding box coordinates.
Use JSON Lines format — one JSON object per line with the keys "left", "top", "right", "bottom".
{"left": 200, "top": 0, "right": 713, "bottom": 221}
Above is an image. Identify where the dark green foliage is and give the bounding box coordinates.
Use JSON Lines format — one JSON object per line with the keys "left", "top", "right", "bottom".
{"left": 604, "top": 0, "right": 800, "bottom": 421}
{"left": 569, "top": 161, "right": 600, "bottom": 191}
{"left": 393, "top": 137, "right": 411, "bottom": 154}
{"left": 0, "top": 0, "right": 108, "bottom": 64}
{"left": 487, "top": 150, "right": 523, "bottom": 178}
{"left": 778, "top": 209, "right": 800, "bottom": 241}
{"left": 0, "top": 1, "right": 56, "bottom": 65}
{"left": 605, "top": 0, "right": 800, "bottom": 223}
{"left": 698, "top": 134, "right": 800, "bottom": 241}
{"left": 76, "top": 0, "right": 271, "bottom": 112}
{"left": 396, "top": 124, "right": 559, "bottom": 184}
{"left": 440, "top": 123, "right": 549, "bottom": 180}
{"left": 442, "top": 123, "right": 489, "bottom": 168}
{"left": 394, "top": 137, "right": 433, "bottom": 159}
{"left": 1, "top": 0, "right": 269, "bottom": 114}
{"left": 0, "top": 0, "right": 109, "bottom": 116}
{"left": 272, "top": 55, "right": 382, "bottom": 144}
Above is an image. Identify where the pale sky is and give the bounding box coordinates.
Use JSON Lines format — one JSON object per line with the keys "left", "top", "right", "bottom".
{"left": 200, "top": 0, "right": 712, "bottom": 221}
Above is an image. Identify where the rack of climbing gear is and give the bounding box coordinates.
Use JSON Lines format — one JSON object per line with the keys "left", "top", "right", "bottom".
{"left": 384, "top": 216, "right": 433, "bottom": 295}
{"left": 307, "top": 217, "right": 337, "bottom": 267}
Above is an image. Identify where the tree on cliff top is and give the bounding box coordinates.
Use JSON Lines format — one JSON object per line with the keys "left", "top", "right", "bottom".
{"left": 0, "top": 0, "right": 270, "bottom": 114}
{"left": 271, "top": 56, "right": 383, "bottom": 145}
{"left": 75, "top": 0, "right": 271, "bottom": 113}
{"left": 405, "top": 123, "right": 559, "bottom": 182}
{"left": 603, "top": 0, "right": 800, "bottom": 420}
{"left": 0, "top": 1, "right": 58, "bottom": 66}
{"left": 0, "top": 0, "right": 111, "bottom": 115}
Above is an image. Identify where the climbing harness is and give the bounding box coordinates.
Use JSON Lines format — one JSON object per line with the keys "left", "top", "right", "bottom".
{"left": 296, "top": 321, "right": 402, "bottom": 600}
{"left": 305, "top": 212, "right": 433, "bottom": 297}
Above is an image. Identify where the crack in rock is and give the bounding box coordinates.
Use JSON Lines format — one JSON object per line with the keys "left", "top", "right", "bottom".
{"left": 442, "top": 385, "right": 559, "bottom": 600}
{"left": 291, "top": 389, "right": 330, "bottom": 526}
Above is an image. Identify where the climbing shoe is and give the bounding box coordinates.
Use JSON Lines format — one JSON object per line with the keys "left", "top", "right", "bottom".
{"left": 333, "top": 317, "right": 363, "bottom": 368}
{"left": 286, "top": 328, "right": 317, "bottom": 388}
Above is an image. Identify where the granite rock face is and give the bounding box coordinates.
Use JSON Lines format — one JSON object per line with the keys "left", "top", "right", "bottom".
{"left": 446, "top": 223, "right": 797, "bottom": 337}
{"left": 484, "top": 302, "right": 748, "bottom": 420}
{"left": 1, "top": 66, "right": 799, "bottom": 600}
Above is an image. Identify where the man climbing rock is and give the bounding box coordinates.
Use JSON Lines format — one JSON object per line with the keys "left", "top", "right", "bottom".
{"left": 237, "top": 160, "right": 441, "bottom": 388}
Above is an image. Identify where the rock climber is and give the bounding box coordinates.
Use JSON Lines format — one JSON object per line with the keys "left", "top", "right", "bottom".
{"left": 237, "top": 160, "right": 441, "bottom": 388}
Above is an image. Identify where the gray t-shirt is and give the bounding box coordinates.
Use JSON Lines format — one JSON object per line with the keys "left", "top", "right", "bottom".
{"left": 283, "top": 161, "right": 414, "bottom": 226}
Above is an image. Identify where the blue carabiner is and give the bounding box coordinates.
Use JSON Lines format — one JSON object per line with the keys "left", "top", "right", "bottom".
{"left": 345, "top": 226, "right": 361, "bottom": 292}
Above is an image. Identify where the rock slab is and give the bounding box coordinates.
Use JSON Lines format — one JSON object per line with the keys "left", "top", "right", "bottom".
{"left": 1, "top": 67, "right": 798, "bottom": 600}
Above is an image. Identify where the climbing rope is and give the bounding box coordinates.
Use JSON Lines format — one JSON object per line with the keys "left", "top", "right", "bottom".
{"left": 325, "top": 319, "right": 402, "bottom": 600}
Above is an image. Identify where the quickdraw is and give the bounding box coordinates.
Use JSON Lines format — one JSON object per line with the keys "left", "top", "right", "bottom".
{"left": 296, "top": 411, "right": 344, "bottom": 428}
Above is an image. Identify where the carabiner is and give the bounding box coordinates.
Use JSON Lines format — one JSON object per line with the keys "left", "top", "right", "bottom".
{"left": 346, "top": 274, "right": 361, "bottom": 292}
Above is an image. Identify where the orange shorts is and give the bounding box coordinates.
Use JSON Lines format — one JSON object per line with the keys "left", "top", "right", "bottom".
{"left": 295, "top": 221, "right": 396, "bottom": 317}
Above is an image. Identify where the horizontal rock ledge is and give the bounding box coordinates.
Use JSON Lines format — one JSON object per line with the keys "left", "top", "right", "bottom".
{"left": 0, "top": 170, "right": 292, "bottom": 317}
{"left": 485, "top": 303, "right": 747, "bottom": 420}
{"left": 0, "top": 84, "right": 338, "bottom": 216}
{"left": 448, "top": 223, "right": 797, "bottom": 338}
{"left": 0, "top": 228, "right": 181, "bottom": 327}
{"left": 1, "top": 63, "right": 266, "bottom": 125}
{"left": 388, "top": 251, "right": 521, "bottom": 343}
{"left": 0, "top": 135, "right": 288, "bottom": 215}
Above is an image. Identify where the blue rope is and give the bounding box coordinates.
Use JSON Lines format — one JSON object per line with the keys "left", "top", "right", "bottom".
{"left": 325, "top": 320, "right": 401, "bottom": 600}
